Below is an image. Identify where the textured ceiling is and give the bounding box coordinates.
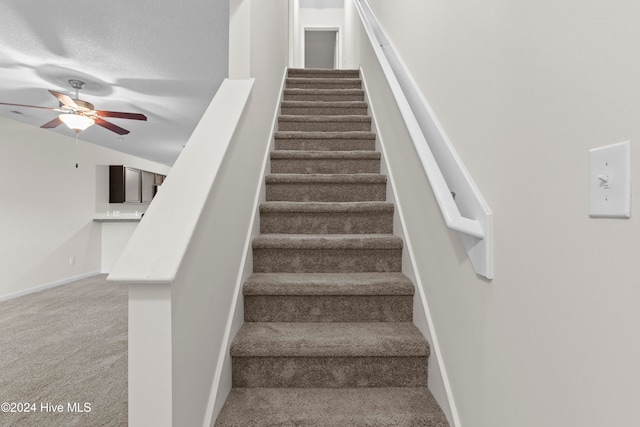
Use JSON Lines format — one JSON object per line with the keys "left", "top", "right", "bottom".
{"left": 0, "top": 0, "right": 229, "bottom": 166}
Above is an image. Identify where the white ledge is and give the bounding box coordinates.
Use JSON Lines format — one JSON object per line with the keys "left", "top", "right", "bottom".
{"left": 107, "top": 78, "right": 255, "bottom": 284}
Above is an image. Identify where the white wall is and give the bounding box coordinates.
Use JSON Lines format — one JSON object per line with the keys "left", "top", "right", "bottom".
{"left": 0, "top": 116, "right": 169, "bottom": 299}
{"left": 365, "top": 1, "right": 640, "bottom": 426}
{"left": 300, "top": 6, "right": 343, "bottom": 28}
{"left": 342, "top": 0, "right": 360, "bottom": 69}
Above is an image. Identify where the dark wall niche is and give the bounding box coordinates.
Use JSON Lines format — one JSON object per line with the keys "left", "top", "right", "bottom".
{"left": 109, "top": 165, "right": 166, "bottom": 204}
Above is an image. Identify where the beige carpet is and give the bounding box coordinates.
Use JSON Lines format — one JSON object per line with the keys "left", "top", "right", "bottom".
{"left": 0, "top": 275, "right": 127, "bottom": 426}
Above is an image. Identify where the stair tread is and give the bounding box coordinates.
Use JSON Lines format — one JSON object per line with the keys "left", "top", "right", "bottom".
{"left": 230, "top": 322, "right": 429, "bottom": 357}
{"left": 244, "top": 272, "right": 414, "bottom": 296}
{"left": 215, "top": 387, "right": 448, "bottom": 427}
{"left": 281, "top": 100, "right": 367, "bottom": 107}
{"left": 265, "top": 173, "right": 386, "bottom": 183}
{"left": 288, "top": 68, "right": 360, "bottom": 75}
{"left": 270, "top": 150, "right": 380, "bottom": 160}
{"left": 260, "top": 201, "right": 393, "bottom": 213}
{"left": 287, "top": 77, "right": 361, "bottom": 83}
{"left": 279, "top": 114, "right": 371, "bottom": 122}
{"left": 274, "top": 130, "right": 376, "bottom": 139}
{"left": 252, "top": 234, "right": 403, "bottom": 249}
{"left": 284, "top": 88, "right": 364, "bottom": 94}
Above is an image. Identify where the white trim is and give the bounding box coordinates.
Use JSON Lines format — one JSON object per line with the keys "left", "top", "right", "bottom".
{"left": 203, "top": 68, "right": 288, "bottom": 427}
{"left": 362, "top": 68, "right": 462, "bottom": 427}
{"left": 0, "top": 271, "right": 102, "bottom": 302}
{"left": 129, "top": 282, "right": 172, "bottom": 427}
{"left": 288, "top": 0, "right": 300, "bottom": 68}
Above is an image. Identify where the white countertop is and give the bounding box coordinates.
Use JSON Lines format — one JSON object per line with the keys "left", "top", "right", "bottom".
{"left": 93, "top": 214, "right": 143, "bottom": 223}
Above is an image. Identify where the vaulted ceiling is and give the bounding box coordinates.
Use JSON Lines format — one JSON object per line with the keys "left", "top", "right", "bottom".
{"left": 0, "top": 0, "right": 229, "bottom": 166}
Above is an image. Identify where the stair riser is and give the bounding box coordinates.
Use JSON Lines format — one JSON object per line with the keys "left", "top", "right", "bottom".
{"left": 244, "top": 295, "right": 412, "bottom": 322}
{"left": 232, "top": 356, "right": 428, "bottom": 388}
{"left": 270, "top": 158, "right": 380, "bottom": 174}
{"left": 286, "top": 80, "right": 361, "bottom": 90}
{"left": 215, "top": 388, "right": 449, "bottom": 427}
{"left": 281, "top": 106, "right": 368, "bottom": 116}
{"left": 253, "top": 248, "right": 402, "bottom": 273}
{"left": 278, "top": 120, "right": 371, "bottom": 132}
{"left": 260, "top": 211, "right": 393, "bottom": 234}
{"left": 283, "top": 92, "right": 364, "bottom": 102}
{"left": 274, "top": 138, "right": 375, "bottom": 151}
{"left": 266, "top": 182, "right": 386, "bottom": 202}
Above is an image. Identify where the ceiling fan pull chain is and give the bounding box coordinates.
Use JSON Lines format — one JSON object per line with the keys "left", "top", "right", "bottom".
{"left": 75, "top": 132, "right": 79, "bottom": 168}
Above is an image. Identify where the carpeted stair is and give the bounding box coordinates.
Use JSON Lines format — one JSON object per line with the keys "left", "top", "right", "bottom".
{"left": 215, "top": 68, "right": 450, "bottom": 426}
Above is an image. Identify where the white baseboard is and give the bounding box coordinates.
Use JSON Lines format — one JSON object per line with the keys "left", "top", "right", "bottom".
{"left": 0, "top": 271, "right": 102, "bottom": 302}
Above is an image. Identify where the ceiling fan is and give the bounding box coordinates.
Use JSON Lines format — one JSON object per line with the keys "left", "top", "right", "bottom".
{"left": 0, "top": 79, "right": 147, "bottom": 135}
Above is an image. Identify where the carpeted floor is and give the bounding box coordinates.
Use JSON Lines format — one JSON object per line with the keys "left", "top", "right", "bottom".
{"left": 0, "top": 275, "right": 127, "bottom": 426}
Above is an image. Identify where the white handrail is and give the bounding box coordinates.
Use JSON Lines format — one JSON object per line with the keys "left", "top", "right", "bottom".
{"left": 405, "top": 108, "right": 485, "bottom": 240}
{"left": 355, "top": 0, "right": 493, "bottom": 279}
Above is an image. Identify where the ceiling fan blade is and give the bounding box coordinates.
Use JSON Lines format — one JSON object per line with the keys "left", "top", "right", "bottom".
{"left": 48, "top": 90, "right": 77, "bottom": 108}
{"left": 95, "top": 118, "right": 130, "bottom": 135}
{"left": 40, "top": 117, "right": 63, "bottom": 129}
{"left": 0, "top": 101, "right": 57, "bottom": 110}
{"left": 96, "top": 110, "right": 147, "bottom": 121}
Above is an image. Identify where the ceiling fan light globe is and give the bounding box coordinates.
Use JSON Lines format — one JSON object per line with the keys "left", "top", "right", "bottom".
{"left": 59, "top": 113, "right": 95, "bottom": 131}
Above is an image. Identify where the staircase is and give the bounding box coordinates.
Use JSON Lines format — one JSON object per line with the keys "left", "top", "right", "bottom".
{"left": 215, "top": 69, "right": 449, "bottom": 426}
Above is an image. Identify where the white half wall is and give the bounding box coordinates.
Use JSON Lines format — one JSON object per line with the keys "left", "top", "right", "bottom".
{"left": 366, "top": 1, "right": 640, "bottom": 426}
{"left": 0, "top": 116, "right": 170, "bottom": 299}
{"left": 101, "top": 221, "right": 139, "bottom": 273}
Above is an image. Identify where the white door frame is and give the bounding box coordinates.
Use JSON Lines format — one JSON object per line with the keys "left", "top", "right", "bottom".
{"left": 288, "top": 0, "right": 300, "bottom": 67}
{"left": 302, "top": 26, "right": 342, "bottom": 69}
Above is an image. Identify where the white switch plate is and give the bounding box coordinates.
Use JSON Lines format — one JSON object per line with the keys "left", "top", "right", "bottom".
{"left": 589, "top": 141, "right": 631, "bottom": 218}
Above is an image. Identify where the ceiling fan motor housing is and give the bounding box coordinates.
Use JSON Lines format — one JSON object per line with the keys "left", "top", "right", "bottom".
{"left": 68, "top": 79, "right": 86, "bottom": 90}
{"left": 73, "top": 99, "right": 95, "bottom": 111}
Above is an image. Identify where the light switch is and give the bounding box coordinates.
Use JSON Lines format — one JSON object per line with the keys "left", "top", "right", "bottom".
{"left": 589, "top": 141, "right": 631, "bottom": 218}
